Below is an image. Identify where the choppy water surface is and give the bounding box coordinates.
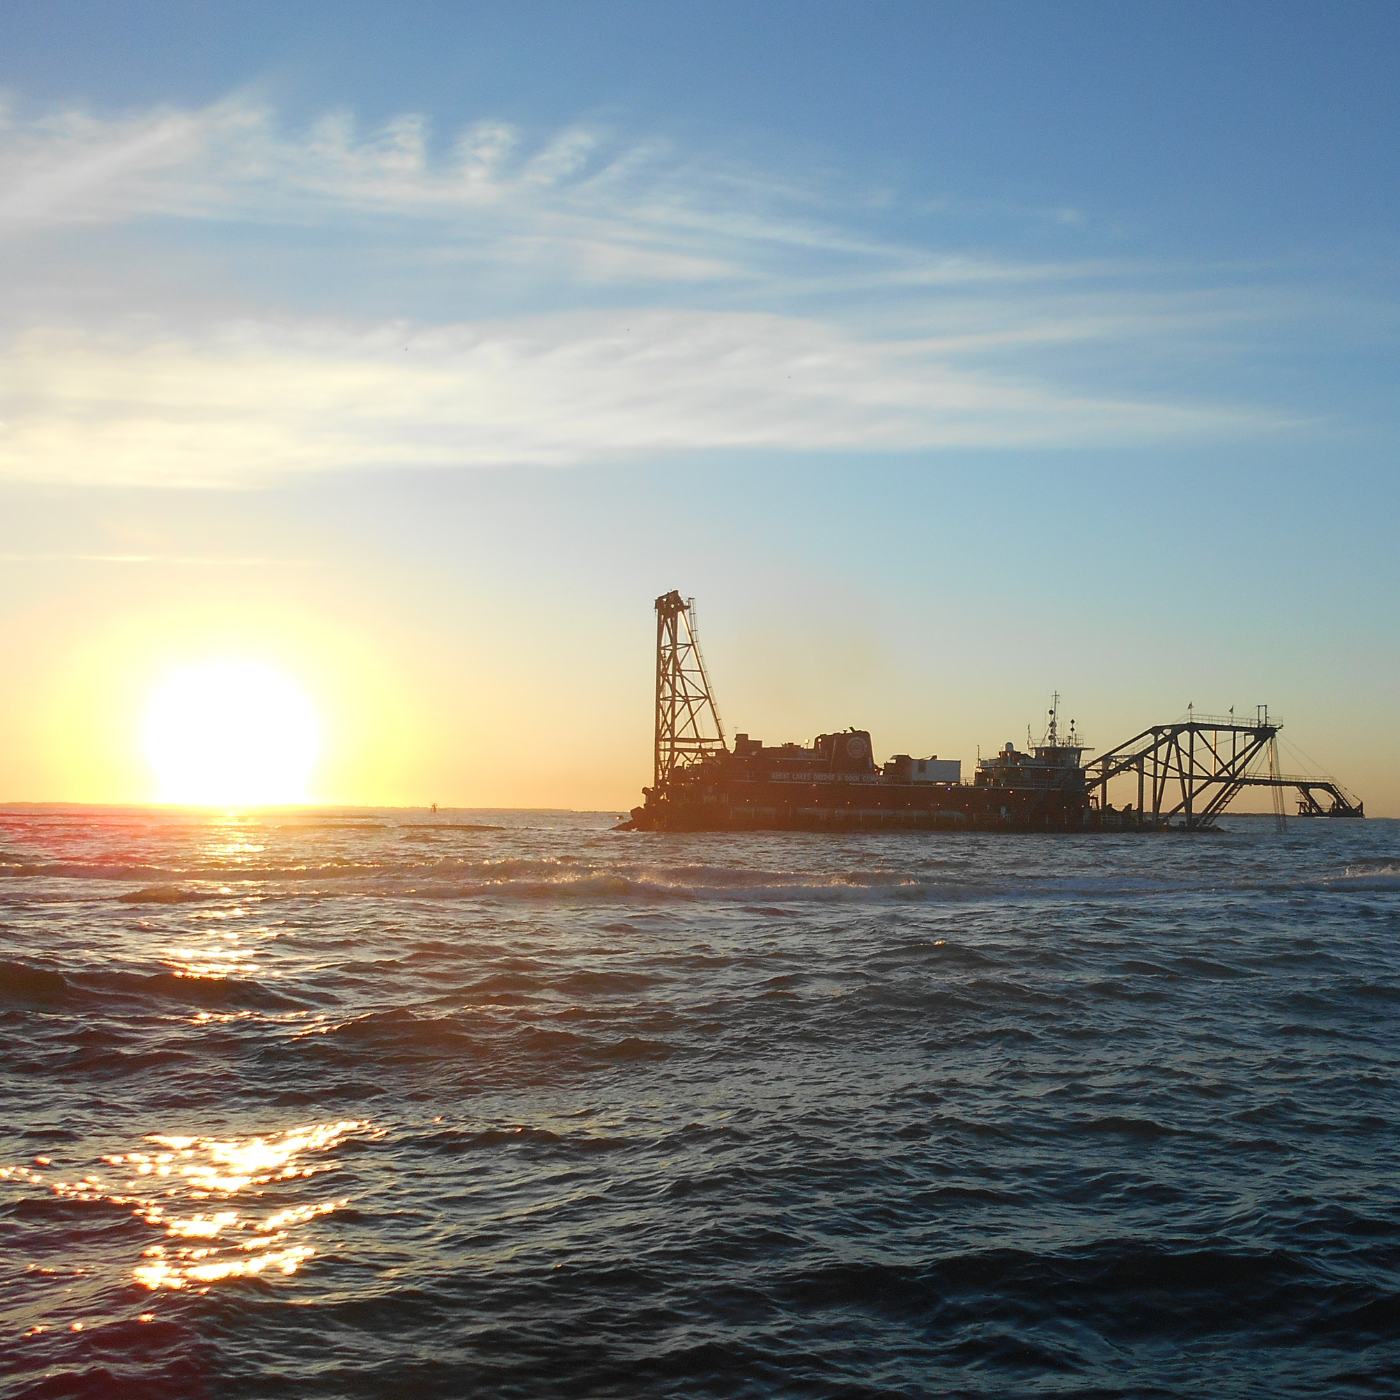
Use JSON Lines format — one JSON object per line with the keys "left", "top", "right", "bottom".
{"left": 2, "top": 808, "right": 1398, "bottom": 1398}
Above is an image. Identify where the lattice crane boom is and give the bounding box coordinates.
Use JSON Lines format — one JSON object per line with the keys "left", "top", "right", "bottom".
{"left": 654, "top": 591, "right": 727, "bottom": 787}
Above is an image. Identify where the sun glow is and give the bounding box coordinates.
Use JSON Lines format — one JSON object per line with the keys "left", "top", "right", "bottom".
{"left": 144, "top": 661, "right": 320, "bottom": 806}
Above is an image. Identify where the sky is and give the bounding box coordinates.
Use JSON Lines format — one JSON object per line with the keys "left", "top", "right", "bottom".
{"left": 1, "top": 0, "right": 1397, "bottom": 812}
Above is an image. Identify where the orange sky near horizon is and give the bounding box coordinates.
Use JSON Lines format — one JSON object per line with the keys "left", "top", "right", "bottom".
{"left": 0, "top": 529, "right": 1389, "bottom": 818}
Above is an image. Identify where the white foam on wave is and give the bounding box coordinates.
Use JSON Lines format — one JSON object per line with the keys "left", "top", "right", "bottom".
{"left": 1341, "top": 859, "right": 1400, "bottom": 877}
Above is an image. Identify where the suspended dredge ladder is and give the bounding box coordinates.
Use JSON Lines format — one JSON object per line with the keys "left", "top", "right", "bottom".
{"left": 1085, "top": 707, "right": 1363, "bottom": 831}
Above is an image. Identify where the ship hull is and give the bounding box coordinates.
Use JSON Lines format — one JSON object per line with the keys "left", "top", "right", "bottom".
{"left": 623, "top": 778, "right": 1146, "bottom": 833}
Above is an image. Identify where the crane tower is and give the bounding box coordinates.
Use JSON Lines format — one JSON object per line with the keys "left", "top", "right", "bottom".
{"left": 653, "top": 591, "right": 727, "bottom": 787}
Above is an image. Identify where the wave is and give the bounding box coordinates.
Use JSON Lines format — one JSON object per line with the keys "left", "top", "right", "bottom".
{"left": 286, "top": 1009, "right": 678, "bottom": 1074}
{"left": 771, "top": 1240, "right": 1326, "bottom": 1331}
{"left": 3, "top": 861, "right": 1397, "bottom": 909}
{"left": 313, "top": 1008, "right": 485, "bottom": 1059}
{"left": 399, "top": 823, "right": 504, "bottom": 833}
{"left": 1342, "top": 858, "right": 1400, "bottom": 879}
{"left": 413, "top": 1124, "right": 632, "bottom": 1156}
{"left": 5, "top": 832, "right": 1398, "bottom": 908}
{"left": 1, "top": 861, "right": 174, "bottom": 881}
{"left": 0, "top": 960, "right": 306, "bottom": 1011}
{"left": 0, "top": 959, "right": 67, "bottom": 1004}
{"left": 121, "top": 971, "right": 309, "bottom": 1010}
{"left": 116, "top": 885, "right": 218, "bottom": 905}
{"left": 330, "top": 866, "right": 1400, "bottom": 905}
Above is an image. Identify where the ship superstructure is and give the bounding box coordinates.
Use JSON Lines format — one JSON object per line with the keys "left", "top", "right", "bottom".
{"left": 974, "top": 694, "right": 1089, "bottom": 795}
{"left": 623, "top": 594, "right": 1114, "bottom": 832}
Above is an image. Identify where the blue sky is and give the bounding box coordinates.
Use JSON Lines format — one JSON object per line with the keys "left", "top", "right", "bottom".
{"left": 0, "top": 1, "right": 1396, "bottom": 809}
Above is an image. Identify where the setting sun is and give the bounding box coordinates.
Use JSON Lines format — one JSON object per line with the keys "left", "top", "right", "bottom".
{"left": 143, "top": 661, "right": 320, "bottom": 806}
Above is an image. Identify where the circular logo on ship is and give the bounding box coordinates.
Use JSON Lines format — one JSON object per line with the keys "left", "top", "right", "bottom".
{"left": 846, "top": 736, "right": 867, "bottom": 759}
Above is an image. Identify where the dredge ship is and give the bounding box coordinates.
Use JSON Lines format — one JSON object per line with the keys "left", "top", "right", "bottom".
{"left": 620, "top": 592, "right": 1363, "bottom": 834}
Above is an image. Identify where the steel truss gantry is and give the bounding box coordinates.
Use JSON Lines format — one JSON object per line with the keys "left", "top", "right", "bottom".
{"left": 1085, "top": 709, "right": 1362, "bottom": 829}
{"left": 653, "top": 591, "right": 727, "bottom": 787}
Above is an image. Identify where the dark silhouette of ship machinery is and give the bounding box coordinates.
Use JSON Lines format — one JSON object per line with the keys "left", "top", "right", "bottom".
{"left": 621, "top": 591, "right": 1363, "bottom": 834}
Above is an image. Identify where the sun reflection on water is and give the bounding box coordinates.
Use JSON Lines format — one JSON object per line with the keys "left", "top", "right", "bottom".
{"left": 201, "top": 832, "right": 268, "bottom": 864}
{"left": 17, "top": 1120, "right": 376, "bottom": 1293}
{"left": 165, "top": 944, "right": 259, "bottom": 978}
{"left": 159, "top": 901, "right": 286, "bottom": 981}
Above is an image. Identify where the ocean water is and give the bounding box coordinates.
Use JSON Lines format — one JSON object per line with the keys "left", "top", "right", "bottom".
{"left": 2, "top": 808, "right": 1398, "bottom": 1399}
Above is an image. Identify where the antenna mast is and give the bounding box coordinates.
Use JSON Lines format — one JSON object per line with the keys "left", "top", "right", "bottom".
{"left": 654, "top": 591, "right": 727, "bottom": 786}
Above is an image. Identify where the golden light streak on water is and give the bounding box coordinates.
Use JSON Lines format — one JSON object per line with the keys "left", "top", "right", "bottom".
{"left": 5, "top": 1121, "right": 378, "bottom": 1294}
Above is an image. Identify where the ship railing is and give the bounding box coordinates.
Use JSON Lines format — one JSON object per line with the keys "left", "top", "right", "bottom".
{"left": 1168, "top": 712, "right": 1280, "bottom": 730}
{"left": 1234, "top": 771, "right": 1343, "bottom": 786}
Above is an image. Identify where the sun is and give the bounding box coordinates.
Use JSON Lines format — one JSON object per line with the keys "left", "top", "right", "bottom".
{"left": 144, "top": 661, "right": 321, "bottom": 806}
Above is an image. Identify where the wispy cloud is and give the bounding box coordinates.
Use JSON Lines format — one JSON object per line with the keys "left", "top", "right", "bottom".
{"left": 0, "top": 96, "right": 825, "bottom": 284}
{"left": 0, "top": 96, "right": 1322, "bottom": 486}
{"left": 0, "top": 553, "right": 312, "bottom": 565}
{"left": 0, "top": 314, "right": 1286, "bottom": 487}
{"left": 0, "top": 93, "right": 1182, "bottom": 295}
